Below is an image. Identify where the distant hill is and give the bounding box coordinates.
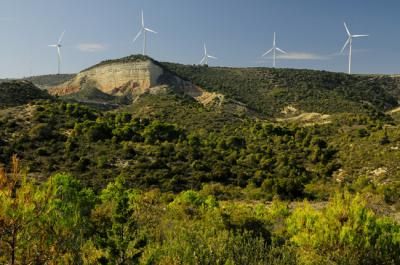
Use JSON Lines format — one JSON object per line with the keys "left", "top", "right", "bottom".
{"left": 161, "top": 63, "right": 400, "bottom": 117}
{"left": 0, "top": 81, "right": 52, "bottom": 108}
{"left": 1, "top": 74, "right": 75, "bottom": 88}
{"left": 40, "top": 55, "right": 400, "bottom": 119}
{"left": 25, "top": 74, "right": 76, "bottom": 89}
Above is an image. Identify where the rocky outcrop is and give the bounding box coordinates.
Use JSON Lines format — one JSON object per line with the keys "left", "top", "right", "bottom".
{"left": 48, "top": 56, "right": 249, "bottom": 111}
{"left": 49, "top": 60, "right": 164, "bottom": 97}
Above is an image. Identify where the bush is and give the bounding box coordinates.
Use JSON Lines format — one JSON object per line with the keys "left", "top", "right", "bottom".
{"left": 85, "top": 122, "right": 112, "bottom": 141}
{"left": 287, "top": 193, "right": 400, "bottom": 264}
{"left": 29, "top": 123, "right": 52, "bottom": 140}
{"left": 143, "top": 121, "right": 183, "bottom": 144}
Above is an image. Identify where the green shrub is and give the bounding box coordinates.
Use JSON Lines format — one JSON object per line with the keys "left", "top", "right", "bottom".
{"left": 29, "top": 123, "right": 52, "bottom": 140}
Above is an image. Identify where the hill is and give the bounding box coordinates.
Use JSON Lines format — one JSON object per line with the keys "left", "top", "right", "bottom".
{"left": 0, "top": 80, "right": 52, "bottom": 108}
{"left": 1, "top": 55, "right": 400, "bottom": 207}
{"left": 161, "top": 63, "right": 400, "bottom": 118}
{"left": 24, "top": 74, "right": 76, "bottom": 89}
{"left": 0, "top": 74, "right": 75, "bottom": 89}
{"left": 42, "top": 55, "right": 400, "bottom": 121}
{"left": 1, "top": 56, "right": 400, "bottom": 264}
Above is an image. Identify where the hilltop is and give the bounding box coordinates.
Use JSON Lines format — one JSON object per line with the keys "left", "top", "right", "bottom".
{"left": 39, "top": 55, "right": 400, "bottom": 121}
{"left": 0, "top": 80, "right": 52, "bottom": 108}
{"left": 0, "top": 74, "right": 75, "bottom": 89}
{"left": 25, "top": 74, "right": 76, "bottom": 89}
{"left": 161, "top": 63, "right": 400, "bottom": 117}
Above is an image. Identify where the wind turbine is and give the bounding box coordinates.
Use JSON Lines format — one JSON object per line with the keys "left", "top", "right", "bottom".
{"left": 262, "top": 32, "right": 287, "bottom": 67}
{"left": 200, "top": 43, "right": 217, "bottom": 65}
{"left": 48, "top": 31, "right": 65, "bottom": 75}
{"left": 133, "top": 11, "right": 157, "bottom": 56}
{"left": 340, "top": 22, "right": 368, "bottom": 74}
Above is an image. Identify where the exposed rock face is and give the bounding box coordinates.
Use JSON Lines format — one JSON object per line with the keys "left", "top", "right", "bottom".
{"left": 50, "top": 60, "right": 164, "bottom": 96}
{"left": 48, "top": 57, "right": 247, "bottom": 111}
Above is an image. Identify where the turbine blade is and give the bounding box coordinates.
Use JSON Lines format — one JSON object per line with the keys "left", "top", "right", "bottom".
{"left": 262, "top": 48, "right": 274, "bottom": 57}
{"left": 344, "top": 22, "right": 351, "bottom": 36}
{"left": 133, "top": 29, "right": 143, "bottom": 43}
{"left": 48, "top": 44, "right": 57, "bottom": 47}
{"left": 141, "top": 10, "right": 144, "bottom": 27}
{"left": 276, "top": 47, "right": 287, "bottom": 54}
{"left": 340, "top": 37, "right": 350, "bottom": 53}
{"left": 145, "top": 28, "right": 157, "bottom": 34}
{"left": 204, "top": 43, "right": 207, "bottom": 55}
{"left": 200, "top": 56, "right": 206, "bottom": 64}
{"left": 208, "top": 55, "right": 217, "bottom": 59}
{"left": 58, "top": 30, "right": 66, "bottom": 44}
{"left": 352, "top": 34, "right": 369, "bottom": 38}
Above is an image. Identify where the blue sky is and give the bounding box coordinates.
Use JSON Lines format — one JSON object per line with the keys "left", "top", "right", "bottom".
{"left": 0, "top": 0, "right": 399, "bottom": 78}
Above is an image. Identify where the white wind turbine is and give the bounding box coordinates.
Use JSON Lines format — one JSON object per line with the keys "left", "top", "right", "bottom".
{"left": 48, "top": 31, "right": 65, "bottom": 75}
{"left": 262, "top": 32, "right": 287, "bottom": 67}
{"left": 133, "top": 11, "right": 157, "bottom": 56}
{"left": 200, "top": 43, "right": 217, "bottom": 65}
{"left": 341, "top": 22, "right": 368, "bottom": 74}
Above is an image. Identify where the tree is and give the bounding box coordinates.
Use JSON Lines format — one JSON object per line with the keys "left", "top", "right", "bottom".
{"left": 287, "top": 193, "right": 400, "bottom": 264}
{"left": 31, "top": 174, "right": 95, "bottom": 263}
{"left": 0, "top": 155, "right": 37, "bottom": 265}
{"left": 90, "top": 176, "right": 142, "bottom": 264}
{"left": 0, "top": 157, "right": 96, "bottom": 264}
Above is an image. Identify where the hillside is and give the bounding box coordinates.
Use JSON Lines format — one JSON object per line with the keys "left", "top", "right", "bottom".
{"left": 0, "top": 74, "right": 76, "bottom": 89}
{"left": 42, "top": 55, "right": 400, "bottom": 121}
{"left": 1, "top": 56, "right": 400, "bottom": 264}
{"left": 0, "top": 80, "right": 52, "bottom": 108}
{"left": 161, "top": 63, "right": 400, "bottom": 118}
{"left": 25, "top": 74, "right": 76, "bottom": 89}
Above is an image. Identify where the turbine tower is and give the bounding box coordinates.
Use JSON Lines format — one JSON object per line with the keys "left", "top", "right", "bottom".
{"left": 340, "top": 22, "right": 368, "bottom": 74}
{"left": 262, "top": 32, "right": 287, "bottom": 67}
{"left": 133, "top": 11, "right": 157, "bottom": 56}
{"left": 48, "top": 31, "right": 65, "bottom": 75}
{"left": 200, "top": 43, "right": 217, "bottom": 65}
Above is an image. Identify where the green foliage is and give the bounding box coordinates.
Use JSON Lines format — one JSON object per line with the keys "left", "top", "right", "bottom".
{"left": 161, "top": 62, "right": 399, "bottom": 118}
{"left": 0, "top": 158, "right": 399, "bottom": 264}
{"left": 89, "top": 176, "right": 142, "bottom": 264}
{"left": 287, "top": 193, "right": 400, "bottom": 264}
{"left": 142, "top": 120, "right": 183, "bottom": 144}
{"left": 0, "top": 157, "right": 95, "bottom": 264}
{"left": 24, "top": 74, "right": 76, "bottom": 87}
{"left": 0, "top": 81, "right": 52, "bottom": 108}
{"left": 29, "top": 123, "right": 53, "bottom": 140}
{"left": 2, "top": 57, "right": 400, "bottom": 264}
{"left": 0, "top": 101, "right": 339, "bottom": 198}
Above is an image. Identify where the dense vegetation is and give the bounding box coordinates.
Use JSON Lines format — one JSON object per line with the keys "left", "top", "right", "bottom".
{"left": 1, "top": 58, "right": 400, "bottom": 264}
{"left": 161, "top": 63, "right": 400, "bottom": 117}
{"left": 25, "top": 74, "right": 76, "bottom": 88}
{"left": 0, "top": 100, "right": 338, "bottom": 199}
{"left": 0, "top": 81, "right": 52, "bottom": 108}
{"left": 1, "top": 158, "right": 399, "bottom": 264}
